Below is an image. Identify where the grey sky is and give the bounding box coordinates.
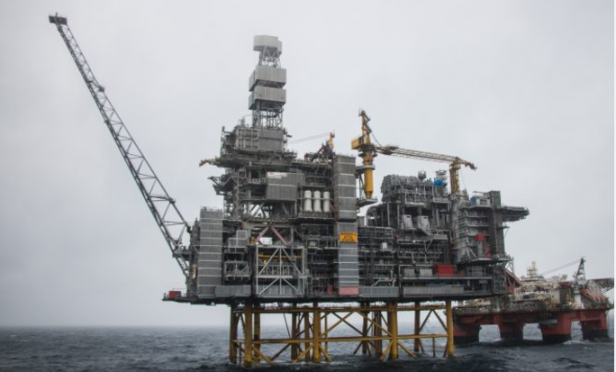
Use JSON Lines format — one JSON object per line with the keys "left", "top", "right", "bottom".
{"left": 0, "top": 1, "right": 612, "bottom": 326}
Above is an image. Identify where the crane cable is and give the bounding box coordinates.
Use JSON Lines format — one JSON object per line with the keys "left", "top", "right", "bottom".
{"left": 289, "top": 132, "right": 330, "bottom": 144}
{"left": 366, "top": 121, "right": 385, "bottom": 147}
{"left": 540, "top": 258, "right": 582, "bottom": 276}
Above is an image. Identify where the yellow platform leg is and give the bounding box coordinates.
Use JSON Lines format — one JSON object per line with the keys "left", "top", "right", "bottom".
{"left": 244, "top": 303, "right": 253, "bottom": 367}
{"left": 254, "top": 308, "right": 261, "bottom": 363}
{"left": 313, "top": 305, "right": 321, "bottom": 363}
{"left": 361, "top": 307, "right": 369, "bottom": 355}
{"left": 229, "top": 305, "right": 238, "bottom": 363}
{"left": 324, "top": 311, "right": 329, "bottom": 356}
{"left": 387, "top": 302, "right": 399, "bottom": 360}
{"left": 446, "top": 301, "right": 455, "bottom": 357}
{"left": 373, "top": 310, "right": 383, "bottom": 357}
{"left": 291, "top": 307, "right": 298, "bottom": 360}
{"left": 414, "top": 301, "right": 422, "bottom": 353}
{"left": 304, "top": 309, "right": 311, "bottom": 362}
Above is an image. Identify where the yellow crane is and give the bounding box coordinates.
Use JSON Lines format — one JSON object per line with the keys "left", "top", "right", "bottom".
{"left": 351, "top": 111, "right": 376, "bottom": 199}
{"left": 327, "top": 132, "right": 335, "bottom": 151}
{"left": 351, "top": 110, "right": 477, "bottom": 198}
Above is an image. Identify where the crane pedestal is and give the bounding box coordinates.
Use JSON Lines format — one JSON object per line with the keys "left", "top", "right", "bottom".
{"left": 228, "top": 301, "right": 455, "bottom": 366}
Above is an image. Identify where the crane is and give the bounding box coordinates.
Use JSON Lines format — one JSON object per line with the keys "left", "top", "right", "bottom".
{"left": 352, "top": 110, "right": 476, "bottom": 198}
{"left": 313, "top": 132, "right": 336, "bottom": 159}
{"left": 351, "top": 111, "right": 376, "bottom": 199}
{"left": 375, "top": 145, "right": 477, "bottom": 194}
{"left": 49, "top": 14, "right": 192, "bottom": 278}
{"left": 573, "top": 257, "right": 587, "bottom": 287}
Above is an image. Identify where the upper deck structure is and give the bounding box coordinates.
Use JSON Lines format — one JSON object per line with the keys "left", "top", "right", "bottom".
{"left": 183, "top": 35, "right": 529, "bottom": 306}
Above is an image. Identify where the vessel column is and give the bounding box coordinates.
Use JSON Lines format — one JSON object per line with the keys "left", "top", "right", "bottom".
{"left": 580, "top": 312, "right": 609, "bottom": 340}
{"left": 540, "top": 313, "right": 573, "bottom": 343}
{"left": 453, "top": 323, "right": 481, "bottom": 345}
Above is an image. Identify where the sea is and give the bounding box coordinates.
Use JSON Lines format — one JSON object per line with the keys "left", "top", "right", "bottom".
{"left": 0, "top": 322, "right": 613, "bottom": 372}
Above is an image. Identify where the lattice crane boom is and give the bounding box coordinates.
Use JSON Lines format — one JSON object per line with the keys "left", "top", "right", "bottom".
{"left": 375, "top": 145, "right": 476, "bottom": 193}
{"left": 49, "top": 14, "right": 191, "bottom": 278}
{"left": 376, "top": 145, "right": 461, "bottom": 164}
{"left": 573, "top": 257, "right": 587, "bottom": 287}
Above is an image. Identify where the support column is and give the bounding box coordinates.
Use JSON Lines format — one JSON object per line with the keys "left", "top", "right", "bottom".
{"left": 291, "top": 306, "right": 299, "bottom": 360}
{"left": 254, "top": 308, "right": 261, "bottom": 363}
{"left": 229, "top": 304, "right": 238, "bottom": 363}
{"left": 498, "top": 322, "right": 524, "bottom": 342}
{"left": 313, "top": 304, "right": 321, "bottom": 363}
{"left": 540, "top": 313, "right": 573, "bottom": 343}
{"left": 304, "top": 308, "right": 311, "bottom": 361}
{"left": 414, "top": 301, "right": 422, "bottom": 352}
{"left": 387, "top": 302, "right": 399, "bottom": 360}
{"left": 324, "top": 311, "right": 329, "bottom": 355}
{"left": 361, "top": 306, "right": 369, "bottom": 355}
{"left": 445, "top": 301, "right": 455, "bottom": 357}
{"left": 581, "top": 313, "right": 609, "bottom": 340}
{"left": 373, "top": 310, "right": 383, "bottom": 357}
{"left": 453, "top": 323, "right": 481, "bottom": 345}
{"left": 244, "top": 303, "right": 253, "bottom": 368}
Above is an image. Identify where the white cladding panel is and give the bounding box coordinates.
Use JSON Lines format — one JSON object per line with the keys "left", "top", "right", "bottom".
{"left": 249, "top": 86, "right": 287, "bottom": 109}
{"left": 249, "top": 65, "right": 287, "bottom": 91}
{"left": 254, "top": 35, "right": 282, "bottom": 54}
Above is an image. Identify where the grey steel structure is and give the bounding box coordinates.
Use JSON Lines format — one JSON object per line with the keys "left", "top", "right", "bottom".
{"left": 188, "top": 35, "right": 530, "bottom": 304}
{"left": 50, "top": 16, "right": 529, "bottom": 306}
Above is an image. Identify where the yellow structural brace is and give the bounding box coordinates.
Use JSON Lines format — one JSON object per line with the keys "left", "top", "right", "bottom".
{"left": 229, "top": 302, "right": 455, "bottom": 366}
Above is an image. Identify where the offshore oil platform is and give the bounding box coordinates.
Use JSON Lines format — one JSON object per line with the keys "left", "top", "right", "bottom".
{"left": 50, "top": 15, "right": 611, "bottom": 366}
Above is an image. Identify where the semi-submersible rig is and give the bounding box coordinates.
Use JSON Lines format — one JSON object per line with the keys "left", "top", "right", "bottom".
{"left": 50, "top": 15, "right": 609, "bottom": 366}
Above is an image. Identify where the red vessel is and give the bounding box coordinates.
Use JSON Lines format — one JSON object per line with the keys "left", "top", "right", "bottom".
{"left": 454, "top": 259, "right": 613, "bottom": 344}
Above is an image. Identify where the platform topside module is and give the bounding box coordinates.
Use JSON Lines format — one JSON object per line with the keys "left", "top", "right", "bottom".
{"left": 47, "top": 16, "right": 529, "bottom": 306}
{"left": 181, "top": 35, "right": 529, "bottom": 305}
